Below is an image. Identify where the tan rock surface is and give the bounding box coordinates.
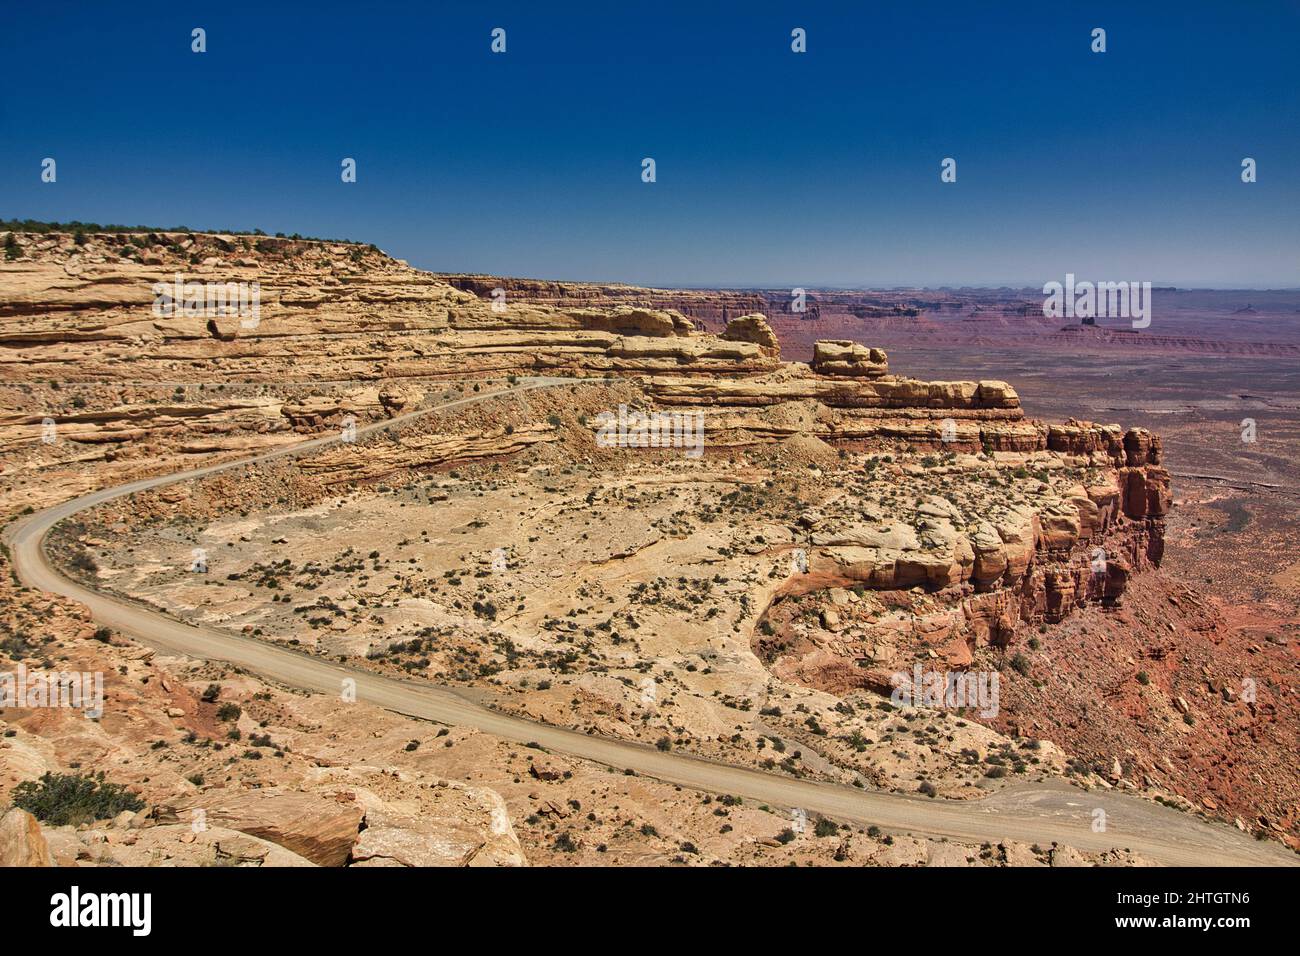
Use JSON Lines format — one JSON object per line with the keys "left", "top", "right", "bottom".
{"left": 8, "top": 228, "right": 1285, "bottom": 865}
{"left": 0, "top": 808, "right": 53, "bottom": 866}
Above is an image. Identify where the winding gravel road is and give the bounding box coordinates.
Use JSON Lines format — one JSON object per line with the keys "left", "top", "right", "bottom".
{"left": 7, "top": 377, "right": 1294, "bottom": 867}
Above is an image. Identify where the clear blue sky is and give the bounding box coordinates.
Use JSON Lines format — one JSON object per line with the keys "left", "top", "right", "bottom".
{"left": 2, "top": 1, "right": 1297, "bottom": 288}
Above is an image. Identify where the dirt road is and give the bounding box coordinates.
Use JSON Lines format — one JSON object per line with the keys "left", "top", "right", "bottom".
{"left": 8, "top": 378, "right": 1295, "bottom": 866}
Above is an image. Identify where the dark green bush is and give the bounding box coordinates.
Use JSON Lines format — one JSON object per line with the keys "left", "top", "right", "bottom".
{"left": 216, "top": 702, "right": 241, "bottom": 722}
{"left": 11, "top": 771, "right": 144, "bottom": 826}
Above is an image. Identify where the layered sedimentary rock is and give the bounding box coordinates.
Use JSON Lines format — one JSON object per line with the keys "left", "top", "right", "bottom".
{"left": 17, "top": 230, "right": 1300, "bottom": 861}
{"left": 0, "top": 232, "right": 778, "bottom": 385}
{"left": 295, "top": 422, "right": 559, "bottom": 485}
{"left": 2, "top": 232, "right": 1017, "bottom": 492}
{"left": 811, "top": 339, "right": 888, "bottom": 378}
{"left": 754, "top": 425, "right": 1170, "bottom": 694}
{"left": 436, "top": 273, "right": 776, "bottom": 326}
{"left": 2, "top": 229, "right": 1170, "bottom": 706}
{"left": 721, "top": 313, "right": 780, "bottom": 356}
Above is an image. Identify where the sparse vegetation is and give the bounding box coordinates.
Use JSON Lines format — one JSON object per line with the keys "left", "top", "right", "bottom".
{"left": 11, "top": 771, "right": 145, "bottom": 826}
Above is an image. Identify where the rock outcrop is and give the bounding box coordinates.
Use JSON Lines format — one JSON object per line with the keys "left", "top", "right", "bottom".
{"left": 721, "top": 313, "right": 780, "bottom": 356}
{"left": 173, "top": 789, "right": 365, "bottom": 867}
{"left": 20, "top": 227, "right": 1281, "bottom": 862}
{"left": 812, "top": 339, "right": 889, "bottom": 378}
{"left": 0, "top": 808, "right": 53, "bottom": 866}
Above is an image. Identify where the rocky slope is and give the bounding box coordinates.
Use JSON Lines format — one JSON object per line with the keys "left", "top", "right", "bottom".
{"left": 4, "top": 228, "right": 1293, "bottom": 861}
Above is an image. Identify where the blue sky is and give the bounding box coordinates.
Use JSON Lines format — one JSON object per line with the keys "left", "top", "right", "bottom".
{"left": 2, "top": 1, "right": 1297, "bottom": 287}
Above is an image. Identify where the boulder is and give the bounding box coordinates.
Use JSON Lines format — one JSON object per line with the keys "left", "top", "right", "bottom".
{"left": 179, "top": 790, "right": 364, "bottom": 867}
{"left": 811, "top": 340, "right": 888, "bottom": 378}
{"left": 721, "top": 313, "right": 780, "bottom": 356}
{"left": 349, "top": 786, "right": 526, "bottom": 868}
{"left": 976, "top": 380, "right": 1020, "bottom": 408}
{"left": 567, "top": 306, "right": 681, "bottom": 337}
{"left": 0, "top": 808, "right": 53, "bottom": 867}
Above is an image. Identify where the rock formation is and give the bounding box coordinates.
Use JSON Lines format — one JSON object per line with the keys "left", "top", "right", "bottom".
{"left": 721, "top": 313, "right": 780, "bottom": 356}
{"left": 811, "top": 339, "right": 888, "bottom": 377}
{"left": 20, "top": 228, "right": 1290, "bottom": 864}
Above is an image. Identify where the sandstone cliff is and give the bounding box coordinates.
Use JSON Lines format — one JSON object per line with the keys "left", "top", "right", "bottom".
{"left": 24, "top": 229, "right": 1287, "bottom": 860}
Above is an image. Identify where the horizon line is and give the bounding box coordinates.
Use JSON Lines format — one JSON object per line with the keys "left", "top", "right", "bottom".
{"left": 6, "top": 217, "right": 1297, "bottom": 293}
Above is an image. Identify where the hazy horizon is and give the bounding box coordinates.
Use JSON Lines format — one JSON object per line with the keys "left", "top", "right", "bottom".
{"left": 3, "top": 216, "right": 1298, "bottom": 293}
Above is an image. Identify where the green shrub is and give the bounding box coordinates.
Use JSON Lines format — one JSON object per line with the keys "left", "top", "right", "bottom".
{"left": 11, "top": 771, "right": 144, "bottom": 826}
{"left": 216, "top": 702, "right": 241, "bottom": 722}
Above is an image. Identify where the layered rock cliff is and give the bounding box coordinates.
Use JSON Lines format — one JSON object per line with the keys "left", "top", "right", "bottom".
{"left": 2, "top": 234, "right": 1169, "bottom": 653}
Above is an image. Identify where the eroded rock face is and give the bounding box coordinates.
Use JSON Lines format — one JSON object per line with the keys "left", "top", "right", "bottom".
{"left": 12, "top": 229, "right": 1261, "bottom": 861}
{"left": 345, "top": 778, "right": 526, "bottom": 867}
{"left": 5, "top": 238, "right": 1169, "bottom": 676}
{"left": 0, "top": 234, "right": 768, "bottom": 387}
{"left": 812, "top": 339, "right": 888, "bottom": 378}
{"left": 750, "top": 420, "right": 1170, "bottom": 696}
{"left": 0, "top": 808, "right": 53, "bottom": 866}
{"left": 721, "top": 313, "right": 780, "bottom": 356}
{"left": 3, "top": 231, "right": 1021, "bottom": 518}
{"left": 61, "top": 823, "right": 319, "bottom": 867}
{"left": 172, "top": 789, "right": 365, "bottom": 867}
{"left": 301, "top": 770, "right": 525, "bottom": 868}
